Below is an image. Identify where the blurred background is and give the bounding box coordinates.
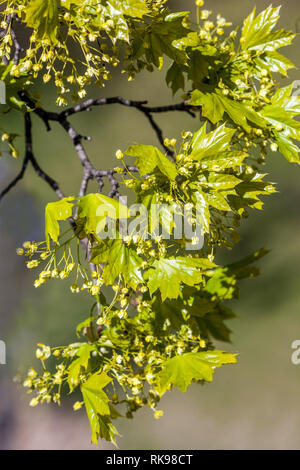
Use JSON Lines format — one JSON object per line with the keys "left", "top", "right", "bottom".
{"left": 1, "top": 0, "right": 300, "bottom": 450}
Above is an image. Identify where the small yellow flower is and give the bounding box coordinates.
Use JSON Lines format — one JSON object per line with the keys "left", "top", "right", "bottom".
{"left": 28, "top": 368, "right": 37, "bottom": 378}
{"left": 27, "top": 260, "right": 39, "bottom": 269}
{"left": 270, "top": 143, "right": 278, "bottom": 152}
{"left": 67, "top": 263, "right": 75, "bottom": 272}
{"left": 154, "top": 410, "right": 164, "bottom": 419}
{"left": 70, "top": 284, "right": 80, "bottom": 293}
{"left": 118, "top": 309, "right": 127, "bottom": 319}
{"left": 201, "top": 10, "right": 211, "bottom": 20}
{"left": 78, "top": 89, "right": 87, "bottom": 99}
{"left": 24, "top": 60, "right": 32, "bottom": 71}
{"left": 43, "top": 74, "right": 51, "bottom": 84}
{"left": 120, "top": 298, "right": 128, "bottom": 308}
{"left": 2, "top": 133, "right": 9, "bottom": 142}
{"left": 116, "top": 355, "right": 123, "bottom": 364}
{"left": 90, "top": 285, "right": 100, "bottom": 296}
{"left": 73, "top": 401, "right": 83, "bottom": 411}
{"left": 29, "top": 397, "right": 39, "bottom": 407}
{"left": 23, "top": 379, "right": 32, "bottom": 388}
{"left": 116, "top": 150, "right": 123, "bottom": 160}
{"left": 140, "top": 285, "right": 148, "bottom": 293}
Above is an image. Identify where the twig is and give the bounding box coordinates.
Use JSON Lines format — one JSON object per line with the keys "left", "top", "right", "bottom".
{"left": 13, "top": 91, "right": 196, "bottom": 200}
{"left": 0, "top": 113, "right": 64, "bottom": 202}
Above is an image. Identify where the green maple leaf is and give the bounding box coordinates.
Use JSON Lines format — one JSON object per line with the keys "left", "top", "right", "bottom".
{"left": 81, "top": 372, "right": 117, "bottom": 444}
{"left": 45, "top": 197, "right": 75, "bottom": 248}
{"left": 255, "top": 51, "right": 295, "bottom": 77}
{"left": 196, "top": 306, "right": 235, "bottom": 342}
{"left": 200, "top": 151, "right": 247, "bottom": 172}
{"left": 67, "top": 344, "right": 96, "bottom": 392}
{"left": 25, "top": 0, "right": 60, "bottom": 43}
{"left": 142, "top": 193, "right": 179, "bottom": 236}
{"left": 90, "top": 239, "right": 144, "bottom": 289}
{"left": 144, "top": 257, "right": 216, "bottom": 301}
{"left": 189, "top": 123, "right": 236, "bottom": 160}
{"left": 77, "top": 193, "right": 129, "bottom": 237}
{"left": 240, "top": 6, "right": 294, "bottom": 52}
{"left": 189, "top": 90, "right": 267, "bottom": 131}
{"left": 157, "top": 350, "right": 237, "bottom": 395}
{"left": 190, "top": 190, "right": 210, "bottom": 233}
{"left": 149, "top": 13, "right": 190, "bottom": 67}
{"left": 166, "top": 62, "right": 185, "bottom": 95}
{"left": 198, "top": 173, "right": 242, "bottom": 191}
{"left": 108, "top": 0, "right": 150, "bottom": 19}
{"left": 260, "top": 84, "right": 300, "bottom": 163}
{"left": 125, "top": 144, "right": 177, "bottom": 180}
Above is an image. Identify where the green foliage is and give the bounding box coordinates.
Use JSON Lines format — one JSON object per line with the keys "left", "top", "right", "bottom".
{"left": 1, "top": 0, "right": 299, "bottom": 446}
{"left": 126, "top": 144, "right": 177, "bottom": 180}
{"left": 157, "top": 351, "right": 237, "bottom": 394}
{"left": 45, "top": 197, "right": 75, "bottom": 247}
{"left": 25, "top": 0, "right": 60, "bottom": 44}
{"left": 144, "top": 257, "right": 216, "bottom": 301}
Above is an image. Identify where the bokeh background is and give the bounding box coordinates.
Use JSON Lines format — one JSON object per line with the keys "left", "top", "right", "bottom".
{"left": 1, "top": 0, "right": 300, "bottom": 450}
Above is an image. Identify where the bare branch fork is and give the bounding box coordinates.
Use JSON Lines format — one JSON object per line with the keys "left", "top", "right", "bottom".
{"left": 0, "top": 113, "right": 64, "bottom": 201}
{"left": 0, "top": 90, "right": 195, "bottom": 203}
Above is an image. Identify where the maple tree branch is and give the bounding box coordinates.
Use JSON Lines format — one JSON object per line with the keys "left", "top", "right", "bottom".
{"left": 1, "top": 90, "right": 195, "bottom": 201}
{"left": 0, "top": 113, "right": 64, "bottom": 202}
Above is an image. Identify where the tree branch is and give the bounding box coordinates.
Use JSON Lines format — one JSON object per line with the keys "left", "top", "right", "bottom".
{"left": 0, "top": 113, "right": 64, "bottom": 202}
{"left": 12, "top": 91, "right": 196, "bottom": 201}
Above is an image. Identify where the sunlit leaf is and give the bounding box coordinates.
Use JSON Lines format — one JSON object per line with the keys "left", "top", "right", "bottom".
{"left": 157, "top": 351, "right": 237, "bottom": 395}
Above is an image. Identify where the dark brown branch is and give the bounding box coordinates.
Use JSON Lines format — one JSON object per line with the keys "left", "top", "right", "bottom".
{"left": 60, "top": 97, "right": 193, "bottom": 118}
{"left": 16, "top": 91, "right": 196, "bottom": 199}
{"left": 60, "top": 96, "right": 195, "bottom": 161}
{"left": 20, "top": 92, "right": 194, "bottom": 160}
{"left": 0, "top": 154, "right": 30, "bottom": 200}
{"left": 10, "top": 26, "right": 21, "bottom": 65}
{"left": 0, "top": 113, "right": 64, "bottom": 202}
{"left": 144, "top": 112, "right": 174, "bottom": 158}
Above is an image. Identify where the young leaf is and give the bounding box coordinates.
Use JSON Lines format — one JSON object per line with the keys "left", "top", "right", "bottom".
{"left": 157, "top": 350, "right": 237, "bottom": 395}
{"left": 192, "top": 190, "right": 210, "bottom": 233}
{"left": 166, "top": 62, "right": 185, "bottom": 95}
{"left": 240, "top": 6, "right": 286, "bottom": 51}
{"left": 189, "top": 90, "right": 224, "bottom": 124}
{"left": 91, "top": 239, "right": 144, "bottom": 289}
{"left": 25, "top": 0, "right": 60, "bottom": 43}
{"left": 45, "top": 197, "right": 75, "bottom": 248}
{"left": 255, "top": 51, "right": 295, "bottom": 77}
{"left": 67, "top": 344, "right": 96, "bottom": 392}
{"left": 144, "top": 257, "right": 216, "bottom": 301}
{"left": 125, "top": 144, "right": 177, "bottom": 180}
{"left": 189, "top": 90, "right": 267, "bottom": 131}
{"left": 108, "top": 0, "right": 150, "bottom": 19}
{"left": 81, "top": 372, "right": 114, "bottom": 444}
{"left": 189, "top": 123, "right": 236, "bottom": 160}
{"left": 200, "top": 151, "right": 247, "bottom": 171}
{"left": 77, "top": 194, "right": 129, "bottom": 237}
